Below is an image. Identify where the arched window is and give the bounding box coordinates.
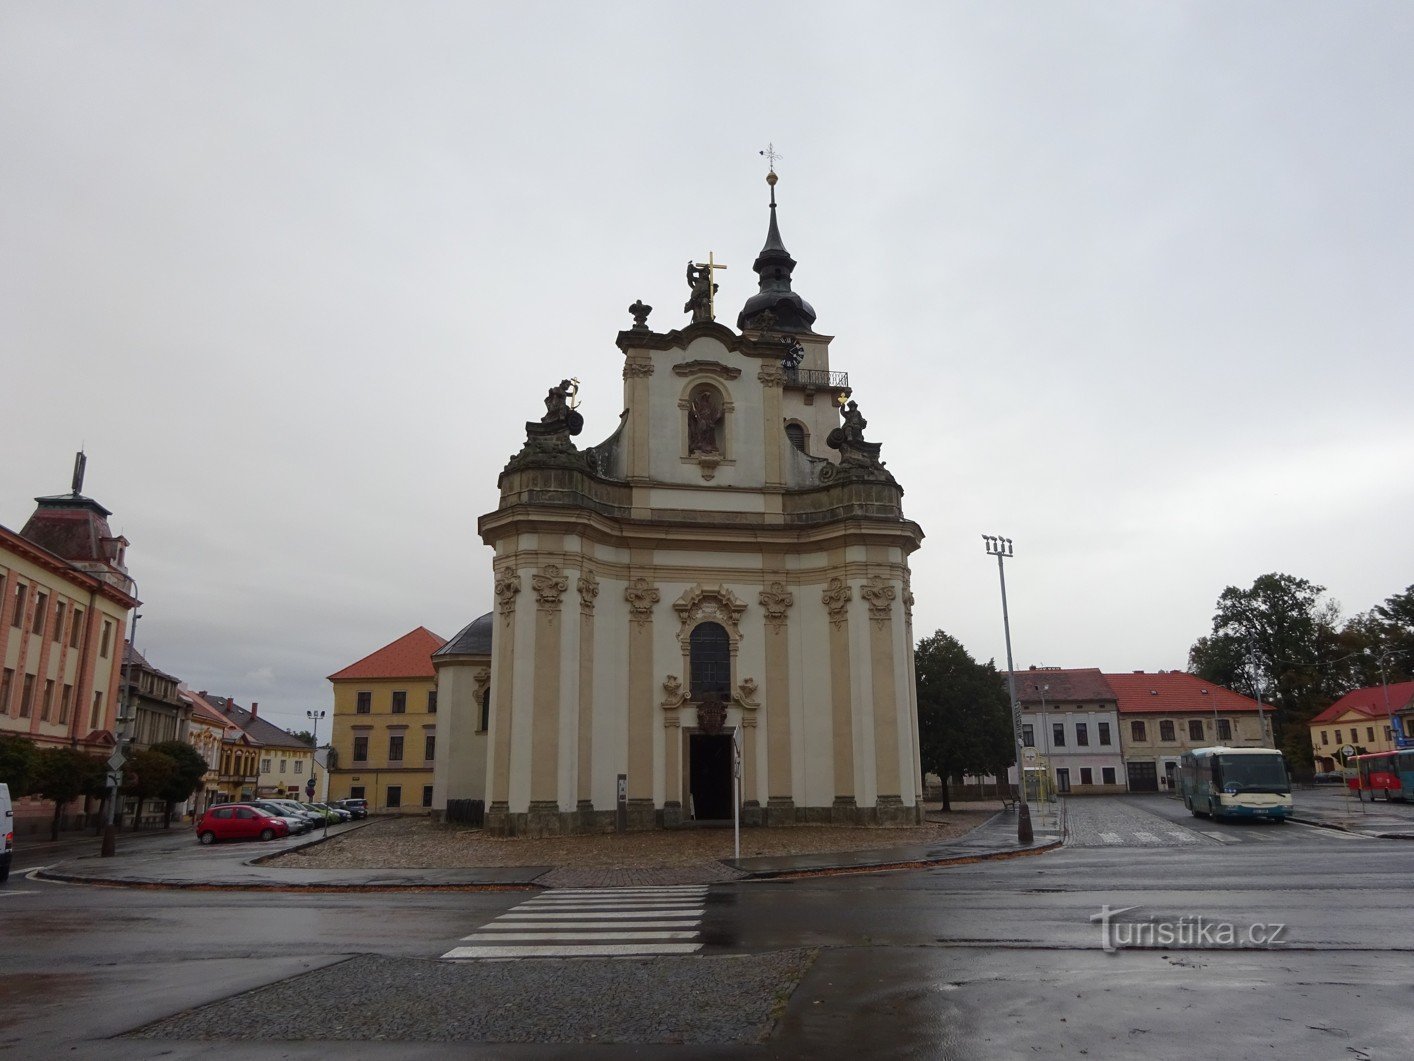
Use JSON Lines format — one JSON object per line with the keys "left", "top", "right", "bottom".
{"left": 689, "top": 622, "right": 731, "bottom": 699}
{"left": 784, "top": 422, "right": 806, "bottom": 453}
{"left": 479, "top": 687, "right": 491, "bottom": 733}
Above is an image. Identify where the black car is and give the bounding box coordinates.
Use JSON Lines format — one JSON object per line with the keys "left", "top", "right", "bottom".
{"left": 332, "top": 798, "right": 368, "bottom": 819}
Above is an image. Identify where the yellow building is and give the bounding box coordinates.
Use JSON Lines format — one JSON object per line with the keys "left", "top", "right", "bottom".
{"left": 328, "top": 628, "right": 445, "bottom": 813}
{"left": 1309, "top": 681, "right": 1414, "bottom": 773}
{"left": 198, "top": 694, "right": 315, "bottom": 800}
{"left": 1, "top": 459, "right": 137, "bottom": 836}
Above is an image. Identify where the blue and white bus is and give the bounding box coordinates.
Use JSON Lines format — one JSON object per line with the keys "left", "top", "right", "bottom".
{"left": 1179, "top": 746, "right": 1292, "bottom": 821}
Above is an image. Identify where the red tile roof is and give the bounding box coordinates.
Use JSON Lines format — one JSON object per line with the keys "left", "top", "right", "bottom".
{"left": 1104, "top": 671, "right": 1263, "bottom": 715}
{"left": 327, "top": 627, "right": 447, "bottom": 681}
{"left": 1014, "top": 668, "right": 1116, "bottom": 704}
{"left": 1310, "top": 682, "right": 1414, "bottom": 725}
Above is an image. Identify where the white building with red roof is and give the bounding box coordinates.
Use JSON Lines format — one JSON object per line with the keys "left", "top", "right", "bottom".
{"left": 1105, "top": 671, "right": 1273, "bottom": 792}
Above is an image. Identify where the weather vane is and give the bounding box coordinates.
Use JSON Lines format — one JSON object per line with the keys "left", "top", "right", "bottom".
{"left": 759, "top": 142, "right": 782, "bottom": 172}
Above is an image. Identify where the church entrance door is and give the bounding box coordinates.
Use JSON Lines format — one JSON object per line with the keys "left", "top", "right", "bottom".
{"left": 689, "top": 733, "right": 734, "bottom": 821}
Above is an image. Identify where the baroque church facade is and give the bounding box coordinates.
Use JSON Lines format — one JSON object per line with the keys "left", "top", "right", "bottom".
{"left": 434, "top": 171, "right": 925, "bottom": 835}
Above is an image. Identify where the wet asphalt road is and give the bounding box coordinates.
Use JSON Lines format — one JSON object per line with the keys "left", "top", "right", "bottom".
{"left": 2, "top": 795, "right": 1412, "bottom": 1059}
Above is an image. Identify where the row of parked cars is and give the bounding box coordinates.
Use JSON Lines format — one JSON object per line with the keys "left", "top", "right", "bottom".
{"left": 195, "top": 798, "right": 369, "bottom": 845}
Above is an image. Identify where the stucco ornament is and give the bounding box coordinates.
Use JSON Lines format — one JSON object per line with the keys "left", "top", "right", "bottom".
{"left": 674, "top": 584, "right": 747, "bottom": 641}
{"left": 494, "top": 570, "right": 521, "bottom": 619}
{"left": 625, "top": 577, "right": 661, "bottom": 626}
{"left": 734, "top": 677, "right": 761, "bottom": 709}
{"left": 861, "top": 575, "right": 896, "bottom": 622}
{"left": 759, "top": 581, "right": 794, "bottom": 629}
{"left": 472, "top": 667, "right": 491, "bottom": 700}
{"left": 821, "top": 577, "right": 853, "bottom": 627}
{"left": 533, "top": 564, "right": 570, "bottom": 609}
{"left": 756, "top": 365, "right": 786, "bottom": 388}
{"left": 902, "top": 569, "right": 915, "bottom": 619}
{"left": 577, "top": 569, "right": 600, "bottom": 614}
{"left": 660, "top": 675, "right": 689, "bottom": 710}
{"left": 622, "top": 359, "right": 654, "bottom": 379}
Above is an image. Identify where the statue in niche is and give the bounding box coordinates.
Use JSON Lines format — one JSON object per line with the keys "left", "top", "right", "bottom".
{"left": 688, "top": 389, "right": 723, "bottom": 454}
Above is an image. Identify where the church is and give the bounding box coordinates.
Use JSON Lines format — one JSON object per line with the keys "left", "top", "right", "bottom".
{"left": 434, "top": 168, "right": 925, "bottom": 835}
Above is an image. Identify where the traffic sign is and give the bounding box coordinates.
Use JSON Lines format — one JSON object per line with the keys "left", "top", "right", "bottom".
{"left": 106, "top": 749, "right": 126, "bottom": 772}
{"left": 305, "top": 779, "right": 316, "bottom": 796}
{"left": 1341, "top": 744, "right": 1356, "bottom": 759}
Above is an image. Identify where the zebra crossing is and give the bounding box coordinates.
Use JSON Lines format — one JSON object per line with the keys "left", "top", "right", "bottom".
{"left": 441, "top": 885, "right": 709, "bottom": 959}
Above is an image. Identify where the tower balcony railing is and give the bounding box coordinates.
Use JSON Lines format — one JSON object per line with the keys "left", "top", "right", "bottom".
{"left": 783, "top": 367, "right": 849, "bottom": 391}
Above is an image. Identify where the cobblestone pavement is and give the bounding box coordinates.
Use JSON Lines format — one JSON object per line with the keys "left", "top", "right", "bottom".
{"left": 273, "top": 805, "right": 996, "bottom": 872}
{"left": 128, "top": 950, "right": 818, "bottom": 1046}
{"left": 1065, "top": 795, "right": 1216, "bottom": 847}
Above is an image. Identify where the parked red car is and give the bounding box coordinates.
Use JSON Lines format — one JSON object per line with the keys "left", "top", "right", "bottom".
{"left": 195, "top": 804, "right": 291, "bottom": 845}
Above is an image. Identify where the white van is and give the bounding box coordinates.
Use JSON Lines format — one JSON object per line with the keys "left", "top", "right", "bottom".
{"left": 0, "top": 782, "right": 13, "bottom": 884}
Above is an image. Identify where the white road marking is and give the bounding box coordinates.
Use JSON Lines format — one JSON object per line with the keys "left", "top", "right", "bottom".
{"left": 1203, "top": 832, "right": 1236, "bottom": 843}
{"left": 443, "top": 943, "right": 701, "bottom": 959}
{"left": 461, "top": 930, "right": 699, "bottom": 942}
{"left": 442, "top": 886, "right": 708, "bottom": 960}
{"left": 487, "top": 909, "right": 703, "bottom": 920}
{"left": 1132, "top": 831, "right": 1162, "bottom": 844}
{"left": 1166, "top": 830, "right": 1200, "bottom": 843}
{"left": 1099, "top": 833, "right": 1122, "bottom": 844}
{"left": 0, "top": 890, "right": 37, "bottom": 897}
{"left": 1286, "top": 820, "right": 1374, "bottom": 840}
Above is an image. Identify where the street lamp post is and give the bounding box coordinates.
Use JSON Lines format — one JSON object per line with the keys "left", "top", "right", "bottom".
{"left": 983, "top": 534, "right": 1032, "bottom": 843}
{"left": 101, "top": 590, "right": 141, "bottom": 859}
{"left": 1035, "top": 682, "right": 1051, "bottom": 808}
{"left": 307, "top": 709, "right": 327, "bottom": 838}
{"left": 1365, "top": 649, "right": 1398, "bottom": 750}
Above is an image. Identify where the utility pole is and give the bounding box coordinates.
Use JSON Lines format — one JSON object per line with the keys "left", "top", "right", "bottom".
{"left": 307, "top": 709, "right": 327, "bottom": 839}
{"left": 101, "top": 594, "right": 141, "bottom": 858}
{"left": 984, "top": 535, "right": 1032, "bottom": 843}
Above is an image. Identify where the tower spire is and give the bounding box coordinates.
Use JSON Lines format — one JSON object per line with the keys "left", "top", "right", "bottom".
{"left": 737, "top": 148, "right": 816, "bottom": 333}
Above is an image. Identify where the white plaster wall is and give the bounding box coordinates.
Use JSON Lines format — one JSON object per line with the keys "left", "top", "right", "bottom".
{"left": 557, "top": 584, "right": 582, "bottom": 813}
{"left": 507, "top": 572, "right": 537, "bottom": 813}
{"left": 646, "top": 489, "right": 768, "bottom": 513}
{"left": 589, "top": 577, "right": 631, "bottom": 809}
{"left": 431, "top": 661, "right": 487, "bottom": 807}
{"left": 847, "top": 586, "right": 879, "bottom": 806}
{"left": 796, "top": 577, "right": 837, "bottom": 808}
{"left": 890, "top": 590, "right": 920, "bottom": 805}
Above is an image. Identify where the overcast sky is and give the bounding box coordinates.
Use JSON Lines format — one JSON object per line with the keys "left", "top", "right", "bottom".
{"left": 3, "top": 3, "right": 1411, "bottom": 736}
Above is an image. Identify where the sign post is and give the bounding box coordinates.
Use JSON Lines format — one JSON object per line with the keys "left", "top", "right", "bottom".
{"left": 616, "top": 774, "right": 627, "bottom": 833}
{"left": 732, "top": 729, "right": 742, "bottom": 862}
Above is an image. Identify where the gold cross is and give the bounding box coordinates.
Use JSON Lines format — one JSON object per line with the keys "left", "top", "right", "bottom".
{"left": 694, "top": 252, "right": 728, "bottom": 320}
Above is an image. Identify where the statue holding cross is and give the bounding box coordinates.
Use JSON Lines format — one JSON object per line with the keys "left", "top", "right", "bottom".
{"left": 684, "top": 252, "right": 727, "bottom": 323}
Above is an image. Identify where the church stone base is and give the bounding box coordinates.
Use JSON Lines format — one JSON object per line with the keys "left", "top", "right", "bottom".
{"left": 765, "top": 797, "right": 797, "bottom": 827}
{"left": 485, "top": 798, "right": 921, "bottom": 835}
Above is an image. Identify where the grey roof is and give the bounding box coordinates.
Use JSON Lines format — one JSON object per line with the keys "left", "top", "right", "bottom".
{"left": 200, "top": 693, "right": 311, "bottom": 750}
{"left": 433, "top": 611, "right": 494, "bottom": 659}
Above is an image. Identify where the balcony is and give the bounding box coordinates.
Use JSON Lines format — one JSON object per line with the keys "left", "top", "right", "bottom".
{"left": 783, "top": 367, "right": 849, "bottom": 393}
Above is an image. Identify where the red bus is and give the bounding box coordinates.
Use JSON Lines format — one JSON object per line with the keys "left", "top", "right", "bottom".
{"left": 1346, "top": 751, "right": 1414, "bottom": 801}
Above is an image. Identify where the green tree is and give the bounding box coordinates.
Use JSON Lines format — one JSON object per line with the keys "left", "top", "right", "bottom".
{"left": 915, "top": 630, "right": 1014, "bottom": 811}
{"left": 0, "top": 733, "right": 38, "bottom": 795}
{"left": 291, "top": 730, "right": 316, "bottom": 746}
{"left": 121, "top": 749, "right": 177, "bottom": 831}
{"left": 29, "top": 747, "right": 104, "bottom": 841}
{"left": 1188, "top": 573, "right": 1344, "bottom": 746}
{"left": 150, "top": 741, "right": 210, "bottom": 828}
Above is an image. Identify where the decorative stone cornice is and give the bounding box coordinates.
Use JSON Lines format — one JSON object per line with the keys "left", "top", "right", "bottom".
{"left": 821, "top": 577, "right": 852, "bottom": 627}
{"left": 577, "top": 569, "right": 600, "bottom": 614}
{"left": 625, "top": 577, "right": 660, "bottom": 627}
{"left": 622, "top": 359, "right": 654, "bottom": 379}
{"left": 861, "top": 574, "right": 896, "bottom": 622}
{"left": 494, "top": 570, "right": 521, "bottom": 619}
{"left": 674, "top": 584, "right": 747, "bottom": 641}
{"left": 759, "top": 581, "right": 794, "bottom": 630}
{"left": 532, "top": 563, "right": 569, "bottom": 610}
{"left": 472, "top": 667, "right": 491, "bottom": 698}
{"left": 673, "top": 359, "right": 741, "bottom": 380}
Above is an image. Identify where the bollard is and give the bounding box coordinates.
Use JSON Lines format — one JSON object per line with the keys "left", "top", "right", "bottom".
{"left": 1017, "top": 800, "right": 1034, "bottom": 844}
